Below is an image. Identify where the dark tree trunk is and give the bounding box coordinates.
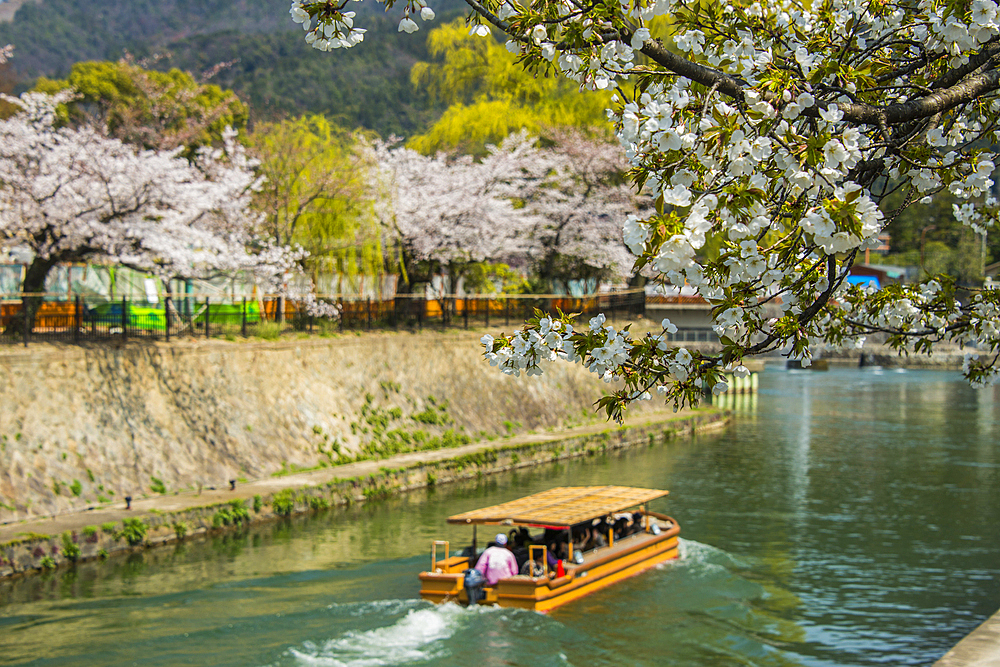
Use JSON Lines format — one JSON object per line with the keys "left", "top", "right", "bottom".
{"left": 6, "top": 254, "right": 60, "bottom": 336}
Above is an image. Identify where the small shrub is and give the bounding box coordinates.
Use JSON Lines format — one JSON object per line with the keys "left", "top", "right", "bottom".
{"left": 86, "top": 469, "right": 95, "bottom": 483}
{"left": 97, "top": 549, "right": 108, "bottom": 560}
{"left": 118, "top": 518, "right": 147, "bottom": 546}
{"left": 52, "top": 480, "right": 62, "bottom": 496}
{"left": 252, "top": 494, "right": 263, "bottom": 513}
{"left": 256, "top": 321, "right": 282, "bottom": 341}
{"left": 101, "top": 522, "right": 118, "bottom": 534}
{"left": 308, "top": 495, "right": 330, "bottom": 511}
{"left": 212, "top": 500, "right": 250, "bottom": 528}
{"left": 173, "top": 522, "right": 188, "bottom": 540}
{"left": 39, "top": 556, "right": 56, "bottom": 570}
{"left": 150, "top": 476, "right": 167, "bottom": 494}
{"left": 425, "top": 472, "right": 436, "bottom": 486}
{"left": 69, "top": 479, "right": 82, "bottom": 497}
{"left": 61, "top": 532, "right": 80, "bottom": 562}
{"left": 82, "top": 525, "right": 99, "bottom": 541}
{"left": 272, "top": 490, "right": 295, "bottom": 516}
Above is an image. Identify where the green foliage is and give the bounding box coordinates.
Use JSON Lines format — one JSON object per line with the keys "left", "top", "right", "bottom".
{"left": 272, "top": 490, "right": 296, "bottom": 516}
{"left": 0, "top": 0, "right": 287, "bottom": 79}
{"left": 248, "top": 113, "right": 390, "bottom": 279}
{"left": 255, "top": 321, "right": 283, "bottom": 340}
{"left": 408, "top": 20, "right": 615, "bottom": 155}
{"left": 173, "top": 522, "right": 188, "bottom": 540}
{"left": 61, "top": 532, "right": 80, "bottom": 562}
{"left": 425, "top": 471, "right": 436, "bottom": 486}
{"left": 212, "top": 500, "right": 250, "bottom": 527}
{"left": 97, "top": 549, "right": 109, "bottom": 560}
{"left": 100, "top": 522, "right": 118, "bottom": 534}
{"left": 150, "top": 476, "right": 167, "bottom": 494}
{"left": 253, "top": 494, "right": 263, "bottom": 513}
{"left": 82, "top": 526, "right": 99, "bottom": 538}
{"left": 118, "top": 518, "right": 147, "bottom": 546}
{"left": 39, "top": 556, "right": 56, "bottom": 570}
{"left": 33, "top": 60, "right": 248, "bottom": 154}
{"left": 412, "top": 406, "right": 450, "bottom": 425}
{"left": 308, "top": 495, "right": 330, "bottom": 511}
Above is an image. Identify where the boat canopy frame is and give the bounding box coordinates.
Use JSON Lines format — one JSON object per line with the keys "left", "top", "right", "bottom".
{"left": 447, "top": 485, "right": 669, "bottom": 528}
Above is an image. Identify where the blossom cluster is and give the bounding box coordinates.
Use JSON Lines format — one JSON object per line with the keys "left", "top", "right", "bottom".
{"left": 0, "top": 92, "right": 303, "bottom": 297}
{"left": 295, "top": 0, "right": 1000, "bottom": 411}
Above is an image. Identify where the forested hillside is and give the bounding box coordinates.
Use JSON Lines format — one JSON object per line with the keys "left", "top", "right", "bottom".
{"left": 0, "top": 0, "right": 464, "bottom": 135}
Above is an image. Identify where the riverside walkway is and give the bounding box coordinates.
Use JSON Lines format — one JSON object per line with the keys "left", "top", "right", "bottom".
{"left": 0, "top": 408, "right": 720, "bottom": 546}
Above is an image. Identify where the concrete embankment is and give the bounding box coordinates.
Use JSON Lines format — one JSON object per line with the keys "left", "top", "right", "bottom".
{"left": 0, "top": 330, "right": 675, "bottom": 523}
{"left": 0, "top": 408, "right": 727, "bottom": 578}
{"left": 934, "top": 608, "right": 1000, "bottom": 667}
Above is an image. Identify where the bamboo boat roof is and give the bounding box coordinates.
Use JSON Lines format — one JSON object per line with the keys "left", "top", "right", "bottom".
{"left": 447, "top": 486, "right": 669, "bottom": 528}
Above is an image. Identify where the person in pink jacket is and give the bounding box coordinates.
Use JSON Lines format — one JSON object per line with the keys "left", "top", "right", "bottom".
{"left": 474, "top": 533, "right": 519, "bottom": 585}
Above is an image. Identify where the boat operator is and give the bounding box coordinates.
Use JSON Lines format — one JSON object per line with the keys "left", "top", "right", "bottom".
{"left": 474, "top": 533, "right": 519, "bottom": 585}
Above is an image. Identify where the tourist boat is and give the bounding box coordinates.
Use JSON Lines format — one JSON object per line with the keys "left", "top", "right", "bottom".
{"left": 418, "top": 485, "right": 680, "bottom": 612}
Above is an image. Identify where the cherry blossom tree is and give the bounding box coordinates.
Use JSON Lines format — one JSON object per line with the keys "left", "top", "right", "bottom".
{"left": 0, "top": 92, "right": 299, "bottom": 331}
{"left": 372, "top": 130, "right": 649, "bottom": 291}
{"left": 293, "top": 0, "right": 1000, "bottom": 416}
{"left": 513, "top": 128, "right": 652, "bottom": 287}
{"left": 370, "top": 132, "right": 545, "bottom": 289}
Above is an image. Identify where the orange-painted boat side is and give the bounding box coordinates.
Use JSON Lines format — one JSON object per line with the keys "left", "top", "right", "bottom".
{"left": 419, "top": 517, "right": 680, "bottom": 612}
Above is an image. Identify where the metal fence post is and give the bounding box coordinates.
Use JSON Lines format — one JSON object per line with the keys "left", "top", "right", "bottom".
{"left": 205, "top": 297, "right": 210, "bottom": 338}
{"left": 367, "top": 297, "right": 372, "bottom": 330}
{"left": 74, "top": 295, "right": 81, "bottom": 343}
{"left": 242, "top": 297, "right": 247, "bottom": 338}
{"left": 417, "top": 296, "right": 423, "bottom": 330}
{"left": 485, "top": 297, "right": 489, "bottom": 328}
{"left": 165, "top": 297, "right": 171, "bottom": 342}
{"left": 277, "top": 296, "right": 284, "bottom": 324}
{"left": 463, "top": 297, "right": 469, "bottom": 329}
{"left": 505, "top": 298, "right": 510, "bottom": 327}
{"left": 121, "top": 296, "right": 127, "bottom": 341}
{"left": 22, "top": 298, "right": 28, "bottom": 347}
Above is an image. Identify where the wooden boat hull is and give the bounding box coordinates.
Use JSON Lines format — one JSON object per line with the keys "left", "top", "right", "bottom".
{"left": 420, "top": 519, "right": 680, "bottom": 612}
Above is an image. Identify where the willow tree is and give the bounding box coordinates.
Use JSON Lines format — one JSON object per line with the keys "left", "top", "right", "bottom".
{"left": 407, "top": 18, "right": 614, "bottom": 154}
{"left": 248, "top": 114, "right": 388, "bottom": 280}
{"left": 290, "top": 0, "right": 1000, "bottom": 415}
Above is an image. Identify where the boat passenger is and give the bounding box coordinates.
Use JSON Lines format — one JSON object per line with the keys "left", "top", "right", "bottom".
{"left": 509, "top": 530, "right": 530, "bottom": 570}
{"left": 474, "top": 533, "right": 519, "bottom": 585}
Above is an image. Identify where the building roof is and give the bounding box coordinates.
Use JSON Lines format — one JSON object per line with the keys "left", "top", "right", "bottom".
{"left": 447, "top": 486, "right": 669, "bottom": 528}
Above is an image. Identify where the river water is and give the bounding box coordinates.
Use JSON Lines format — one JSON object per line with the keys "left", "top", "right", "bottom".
{"left": 1, "top": 367, "right": 998, "bottom": 666}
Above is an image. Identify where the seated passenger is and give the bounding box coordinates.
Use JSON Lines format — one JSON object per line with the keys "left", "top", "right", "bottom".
{"left": 587, "top": 526, "right": 607, "bottom": 550}
{"left": 520, "top": 555, "right": 545, "bottom": 577}
{"left": 474, "top": 533, "right": 519, "bottom": 585}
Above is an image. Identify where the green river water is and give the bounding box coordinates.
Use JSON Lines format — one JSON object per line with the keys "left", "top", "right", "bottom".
{"left": 0, "top": 367, "right": 998, "bottom": 666}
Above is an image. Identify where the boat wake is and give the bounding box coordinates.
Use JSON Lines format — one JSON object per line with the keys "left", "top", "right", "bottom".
{"left": 677, "top": 537, "right": 750, "bottom": 570}
{"left": 286, "top": 601, "right": 492, "bottom": 666}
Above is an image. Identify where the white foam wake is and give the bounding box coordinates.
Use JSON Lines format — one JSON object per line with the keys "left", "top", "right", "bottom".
{"left": 289, "top": 604, "right": 465, "bottom": 666}
{"left": 678, "top": 537, "right": 749, "bottom": 570}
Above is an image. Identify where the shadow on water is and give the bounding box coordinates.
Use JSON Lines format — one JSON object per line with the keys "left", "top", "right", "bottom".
{"left": 0, "top": 368, "right": 998, "bottom": 666}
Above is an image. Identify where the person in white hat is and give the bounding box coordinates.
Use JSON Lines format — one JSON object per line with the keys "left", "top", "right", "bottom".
{"left": 473, "top": 532, "right": 519, "bottom": 586}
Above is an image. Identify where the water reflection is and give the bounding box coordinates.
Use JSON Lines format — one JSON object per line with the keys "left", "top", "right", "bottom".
{"left": 0, "top": 369, "right": 997, "bottom": 666}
